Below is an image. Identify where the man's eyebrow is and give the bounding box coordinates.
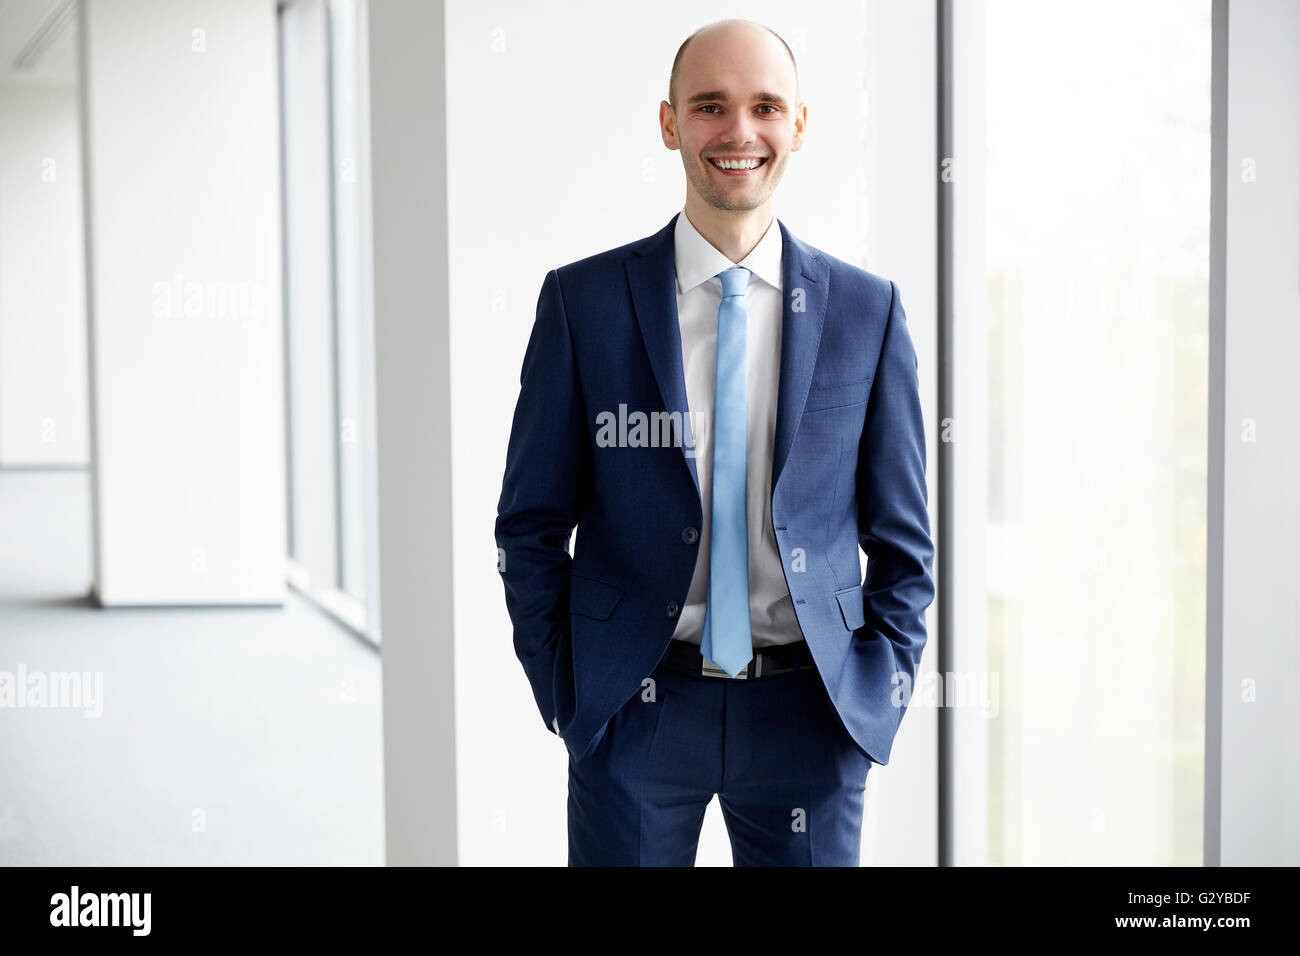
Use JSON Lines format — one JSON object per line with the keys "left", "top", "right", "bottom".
{"left": 687, "top": 90, "right": 790, "bottom": 109}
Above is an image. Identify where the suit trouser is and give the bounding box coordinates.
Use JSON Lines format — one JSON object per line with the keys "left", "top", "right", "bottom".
{"left": 567, "top": 645, "right": 873, "bottom": 866}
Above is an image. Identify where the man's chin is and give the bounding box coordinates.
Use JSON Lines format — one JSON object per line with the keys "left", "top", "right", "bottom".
{"left": 685, "top": 181, "right": 755, "bottom": 209}
{"left": 704, "top": 191, "right": 770, "bottom": 213}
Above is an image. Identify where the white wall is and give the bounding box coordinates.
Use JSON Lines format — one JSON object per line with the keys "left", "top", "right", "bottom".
{"left": 0, "top": 83, "right": 89, "bottom": 466}
{"left": 446, "top": 0, "right": 936, "bottom": 866}
{"left": 1209, "top": 0, "right": 1300, "bottom": 866}
{"left": 368, "top": 0, "right": 456, "bottom": 866}
{"left": 863, "top": 0, "right": 941, "bottom": 866}
{"left": 79, "top": 0, "right": 286, "bottom": 604}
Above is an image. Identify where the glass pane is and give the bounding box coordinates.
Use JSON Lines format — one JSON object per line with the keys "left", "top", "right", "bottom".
{"left": 329, "top": 0, "right": 367, "bottom": 600}
{"left": 280, "top": 0, "right": 341, "bottom": 588}
{"left": 983, "top": 0, "right": 1210, "bottom": 864}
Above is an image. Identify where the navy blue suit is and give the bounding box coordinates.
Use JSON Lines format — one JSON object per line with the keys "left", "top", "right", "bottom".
{"left": 496, "top": 212, "right": 935, "bottom": 863}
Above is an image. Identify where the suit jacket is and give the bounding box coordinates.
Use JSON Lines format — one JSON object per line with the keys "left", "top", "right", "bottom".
{"left": 495, "top": 212, "right": 935, "bottom": 765}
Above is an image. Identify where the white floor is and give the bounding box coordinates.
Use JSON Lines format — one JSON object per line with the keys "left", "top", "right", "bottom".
{"left": 0, "top": 469, "right": 384, "bottom": 865}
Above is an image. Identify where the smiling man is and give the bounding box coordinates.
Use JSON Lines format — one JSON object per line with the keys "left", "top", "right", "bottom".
{"left": 495, "top": 18, "right": 935, "bottom": 866}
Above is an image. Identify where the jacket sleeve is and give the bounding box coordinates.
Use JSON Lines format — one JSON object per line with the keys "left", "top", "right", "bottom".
{"left": 856, "top": 279, "right": 936, "bottom": 721}
{"left": 495, "top": 268, "right": 590, "bottom": 735}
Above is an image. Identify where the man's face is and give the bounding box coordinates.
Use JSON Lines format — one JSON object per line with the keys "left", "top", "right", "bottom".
{"left": 662, "top": 26, "right": 805, "bottom": 213}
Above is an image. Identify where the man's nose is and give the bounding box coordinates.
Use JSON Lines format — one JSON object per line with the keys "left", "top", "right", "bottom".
{"left": 720, "top": 111, "right": 760, "bottom": 149}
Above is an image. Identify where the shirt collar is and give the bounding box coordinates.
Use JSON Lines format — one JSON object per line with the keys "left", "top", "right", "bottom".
{"left": 674, "top": 206, "right": 784, "bottom": 295}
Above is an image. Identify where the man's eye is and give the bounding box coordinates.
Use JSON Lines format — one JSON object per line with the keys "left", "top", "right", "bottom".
{"left": 700, "top": 105, "right": 720, "bottom": 113}
{"left": 758, "top": 105, "right": 777, "bottom": 114}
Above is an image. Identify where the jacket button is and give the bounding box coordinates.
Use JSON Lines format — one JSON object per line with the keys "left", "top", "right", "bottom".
{"left": 681, "top": 527, "right": 698, "bottom": 544}
{"left": 666, "top": 601, "right": 680, "bottom": 617}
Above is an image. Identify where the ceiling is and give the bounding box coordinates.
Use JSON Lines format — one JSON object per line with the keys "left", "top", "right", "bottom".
{"left": 0, "top": 0, "right": 77, "bottom": 88}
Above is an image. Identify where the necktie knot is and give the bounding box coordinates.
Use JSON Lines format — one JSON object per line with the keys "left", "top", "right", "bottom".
{"left": 718, "top": 266, "right": 751, "bottom": 299}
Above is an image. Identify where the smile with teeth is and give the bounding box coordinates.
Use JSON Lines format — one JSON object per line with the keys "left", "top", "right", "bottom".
{"left": 709, "top": 156, "right": 767, "bottom": 171}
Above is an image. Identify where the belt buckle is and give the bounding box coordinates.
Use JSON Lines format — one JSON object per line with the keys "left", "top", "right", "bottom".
{"left": 700, "top": 655, "right": 757, "bottom": 679}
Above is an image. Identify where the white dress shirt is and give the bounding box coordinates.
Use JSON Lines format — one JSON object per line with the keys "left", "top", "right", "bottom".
{"left": 670, "top": 207, "right": 803, "bottom": 649}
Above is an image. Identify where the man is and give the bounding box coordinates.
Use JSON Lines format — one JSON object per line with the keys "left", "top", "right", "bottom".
{"left": 495, "top": 18, "right": 935, "bottom": 866}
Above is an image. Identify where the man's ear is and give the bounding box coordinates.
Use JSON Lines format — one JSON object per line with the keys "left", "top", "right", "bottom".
{"left": 790, "top": 102, "right": 808, "bottom": 152}
{"left": 659, "top": 100, "right": 680, "bottom": 150}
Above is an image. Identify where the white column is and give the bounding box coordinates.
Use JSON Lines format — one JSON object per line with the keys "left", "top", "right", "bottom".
{"left": 368, "top": 0, "right": 459, "bottom": 865}
{"left": 1207, "top": 0, "right": 1300, "bottom": 866}
{"left": 78, "top": 0, "right": 285, "bottom": 604}
{"left": 946, "top": 0, "right": 989, "bottom": 869}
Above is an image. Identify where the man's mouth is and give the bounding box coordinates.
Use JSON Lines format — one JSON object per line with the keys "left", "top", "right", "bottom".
{"left": 708, "top": 156, "right": 769, "bottom": 175}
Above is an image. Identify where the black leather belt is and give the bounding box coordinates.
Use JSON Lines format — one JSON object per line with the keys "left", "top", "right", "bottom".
{"left": 659, "top": 639, "right": 815, "bottom": 680}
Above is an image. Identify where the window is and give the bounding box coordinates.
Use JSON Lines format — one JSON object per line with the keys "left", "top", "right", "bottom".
{"left": 956, "top": 0, "right": 1211, "bottom": 865}
{"left": 279, "top": 0, "right": 377, "bottom": 638}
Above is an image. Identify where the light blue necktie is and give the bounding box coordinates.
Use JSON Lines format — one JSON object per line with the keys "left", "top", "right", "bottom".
{"left": 700, "top": 266, "right": 753, "bottom": 677}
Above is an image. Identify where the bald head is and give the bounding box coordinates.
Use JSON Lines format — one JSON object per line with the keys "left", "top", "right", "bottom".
{"left": 668, "top": 19, "right": 799, "bottom": 110}
{"left": 659, "top": 17, "right": 805, "bottom": 219}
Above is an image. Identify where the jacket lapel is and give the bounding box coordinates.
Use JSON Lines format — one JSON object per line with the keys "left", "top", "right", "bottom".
{"left": 624, "top": 212, "right": 829, "bottom": 496}
{"left": 626, "top": 213, "right": 700, "bottom": 493}
{"left": 772, "top": 220, "right": 828, "bottom": 489}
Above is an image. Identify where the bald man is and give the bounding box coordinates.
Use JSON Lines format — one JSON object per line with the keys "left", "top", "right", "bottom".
{"left": 496, "top": 18, "right": 934, "bottom": 866}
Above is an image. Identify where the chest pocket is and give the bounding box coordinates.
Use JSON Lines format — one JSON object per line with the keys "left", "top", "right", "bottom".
{"left": 804, "top": 377, "right": 871, "bottom": 413}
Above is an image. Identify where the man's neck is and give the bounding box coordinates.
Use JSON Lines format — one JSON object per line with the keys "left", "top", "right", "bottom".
{"left": 682, "top": 195, "right": 775, "bottom": 264}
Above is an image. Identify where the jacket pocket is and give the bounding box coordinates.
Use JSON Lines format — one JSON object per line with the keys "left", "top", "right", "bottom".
{"left": 569, "top": 574, "right": 624, "bottom": 621}
{"left": 834, "top": 584, "right": 866, "bottom": 632}
{"left": 804, "top": 377, "right": 871, "bottom": 412}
